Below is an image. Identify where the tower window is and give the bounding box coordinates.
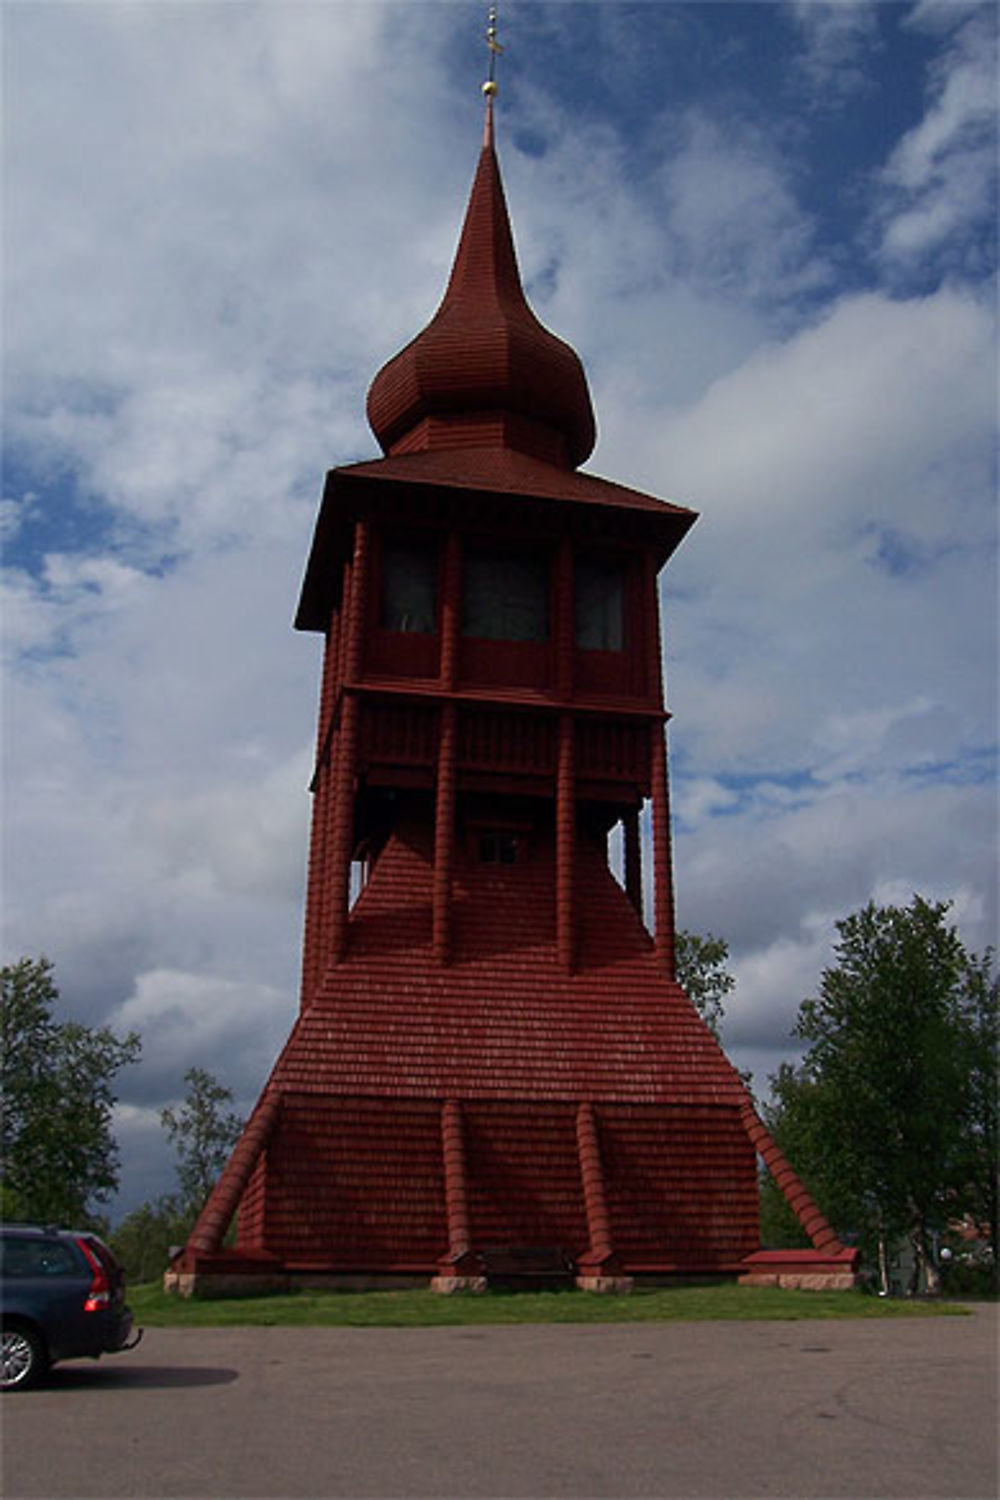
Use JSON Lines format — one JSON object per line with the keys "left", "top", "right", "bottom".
{"left": 478, "top": 832, "right": 520, "bottom": 865}
{"left": 575, "top": 556, "right": 624, "bottom": 651}
{"left": 380, "top": 539, "right": 438, "bottom": 634}
{"left": 463, "top": 549, "right": 549, "bottom": 642}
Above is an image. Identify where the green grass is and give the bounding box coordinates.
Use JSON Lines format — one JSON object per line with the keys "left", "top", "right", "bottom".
{"left": 128, "top": 1281, "right": 972, "bottom": 1328}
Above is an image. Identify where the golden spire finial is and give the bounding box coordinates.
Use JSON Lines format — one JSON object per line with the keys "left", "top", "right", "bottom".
{"left": 483, "top": 5, "right": 503, "bottom": 98}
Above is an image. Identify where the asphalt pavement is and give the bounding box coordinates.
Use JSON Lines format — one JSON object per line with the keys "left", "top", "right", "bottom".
{"left": 3, "top": 1305, "right": 996, "bottom": 1498}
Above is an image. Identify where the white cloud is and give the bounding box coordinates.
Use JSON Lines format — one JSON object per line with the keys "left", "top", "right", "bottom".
{"left": 726, "top": 911, "right": 839, "bottom": 1047}
{"left": 3, "top": 1, "right": 469, "bottom": 560}
{"left": 658, "top": 111, "right": 830, "bottom": 305}
{"left": 877, "top": 6, "right": 997, "bottom": 269}
{"left": 645, "top": 287, "right": 994, "bottom": 531}
{"left": 788, "top": 1, "right": 882, "bottom": 100}
{"left": 676, "top": 773, "right": 996, "bottom": 966}
{"left": 813, "top": 696, "right": 936, "bottom": 782}
{"left": 109, "top": 968, "right": 292, "bottom": 1097}
{"left": 140, "top": 749, "right": 313, "bottom": 901}
{"left": 674, "top": 777, "right": 742, "bottom": 827}
{"left": 640, "top": 286, "right": 996, "bottom": 801}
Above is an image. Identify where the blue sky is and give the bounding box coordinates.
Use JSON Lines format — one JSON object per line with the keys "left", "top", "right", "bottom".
{"left": 3, "top": 0, "right": 996, "bottom": 1217}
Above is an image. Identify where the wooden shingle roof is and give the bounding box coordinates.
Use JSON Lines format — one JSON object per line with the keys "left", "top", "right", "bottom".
{"left": 366, "top": 106, "right": 596, "bottom": 469}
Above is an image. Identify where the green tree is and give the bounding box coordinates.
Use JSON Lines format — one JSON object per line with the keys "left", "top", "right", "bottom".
{"left": 952, "top": 951, "right": 998, "bottom": 1272}
{"left": 109, "top": 1193, "right": 192, "bottom": 1284}
{"left": 1, "top": 956, "right": 141, "bottom": 1225}
{"left": 676, "top": 929, "right": 735, "bottom": 1038}
{"left": 764, "top": 898, "right": 995, "bottom": 1293}
{"left": 111, "top": 1069, "right": 244, "bottom": 1283}
{"left": 160, "top": 1066, "right": 243, "bottom": 1214}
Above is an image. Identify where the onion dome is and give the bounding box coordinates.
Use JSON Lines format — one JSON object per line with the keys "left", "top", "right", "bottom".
{"left": 367, "top": 105, "right": 596, "bottom": 470}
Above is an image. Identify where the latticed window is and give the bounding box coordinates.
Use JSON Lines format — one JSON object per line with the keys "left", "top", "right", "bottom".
{"left": 575, "top": 555, "right": 624, "bottom": 651}
{"left": 380, "top": 539, "right": 438, "bottom": 633}
{"left": 462, "top": 549, "right": 549, "bottom": 642}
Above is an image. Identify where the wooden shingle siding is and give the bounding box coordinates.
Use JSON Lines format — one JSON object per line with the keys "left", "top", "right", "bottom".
{"left": 601, "top": 1104, "right": 758, "bottom": 1268}
{"left": 463, "top": 1102, "right": 588, "bottom": 1256}
{"left": 262, "top": 1096, "right": 446, "bottom": 1267}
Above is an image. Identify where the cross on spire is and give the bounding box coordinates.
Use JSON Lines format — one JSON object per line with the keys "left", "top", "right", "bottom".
{"left": 484, "top": 5, "right": 503, "bottom": 96}
{"left": 482, "top": 5, "right": 503, "bottom": 142}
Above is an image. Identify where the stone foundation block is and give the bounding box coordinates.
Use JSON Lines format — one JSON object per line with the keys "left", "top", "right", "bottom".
{"left": 575, "top": 1275, "right": 635, "bottom": 1294}
{"left": 430, "top": 1275, "right": 488, "bottom": 1295}
{"left": 739, "top": 1270, "right": 857, "bottom": 1291}
{"left": 738, "top": 1247, "right": 860, "bottom": 1291}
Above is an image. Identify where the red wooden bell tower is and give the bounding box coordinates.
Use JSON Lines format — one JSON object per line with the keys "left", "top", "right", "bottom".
{"left": 173, "top": 97, "right": 857, "bottom": 1295}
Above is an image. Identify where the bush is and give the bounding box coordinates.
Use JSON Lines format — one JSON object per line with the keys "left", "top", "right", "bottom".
{"left": 939, "top": 1257, "right": 998, "bottom": 1299}
{"left": 110, "top": 1195, "right": 195, "bottom": 1283}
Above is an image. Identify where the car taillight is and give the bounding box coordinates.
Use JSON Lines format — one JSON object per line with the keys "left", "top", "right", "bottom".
{"left": 76, "top": 1237, "right": 110, "bottom": 1311}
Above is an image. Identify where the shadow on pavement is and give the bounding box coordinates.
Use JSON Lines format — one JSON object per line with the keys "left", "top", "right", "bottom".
{"left": 43, "top": 1364, "right": 239, "bottom": 1391}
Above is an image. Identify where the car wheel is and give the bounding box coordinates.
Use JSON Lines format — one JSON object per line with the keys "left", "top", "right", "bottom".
{"left": 1, "top": 1325, "right": 48, "bottom": 1391}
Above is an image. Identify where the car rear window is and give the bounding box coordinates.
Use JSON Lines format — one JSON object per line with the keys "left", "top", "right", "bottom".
{"left": 81, "top": 1235, "right": 122, "bottom": 1279}
{"left": 0, "top": 1237, "right": 80, "bottom": 1278}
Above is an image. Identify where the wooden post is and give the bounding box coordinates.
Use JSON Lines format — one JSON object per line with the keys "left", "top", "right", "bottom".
{"left": 642, "top": 551, "right": 676, "bottom": 971}
{"left": 328, "top": 521, "right": 369, "bottom": 964}
{"left": 650, "top": 722, "right": 676, "bottom": 981}
{"left": 555, "top": 536, "right": 573, "bottom": 702}
{"left": 343, "top": 521, "right": 369, "bottom": 688}
{"left": 300, "top": 622, "right": 339, "bottom": 1009}
{"left": 441, "top": 1100, "right": 472, "bottom": 1259}
{"left": 335, "top": 556, "right": 353, "bottom": 688}
{"left": 642, "top": 552, "right": 663, "bottom": 705}
{"left": 576, "top": 1102, "right": 612, "bottom": 1262}
{"left": 554, "top": 538, "right": 576, "bottom": 972}
{"left": 433, "top": 704, "right": 457, "bottom": 964}
{"left": 623, "top": 805, "right": 642, "bottom": 918}
{"left": 431, "top": 527, "right": 461, "bottom": 966}
{"left": 575, "top": 1102, "right": 632, "bottom": 1292}
{"left": 327, "top": 697, "right": 359, "bottom": 965}
{"left": 316, "top": 561, "right": 354, "bottom": 978}
{"left": 556, "top": 712, "right": 575, "bottom": 973}
{"left": 432, "top": 1100, "right": 485, "bottom": 1292}
{"left": 439, "top": 532, "right": 461, "bottom": 691}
